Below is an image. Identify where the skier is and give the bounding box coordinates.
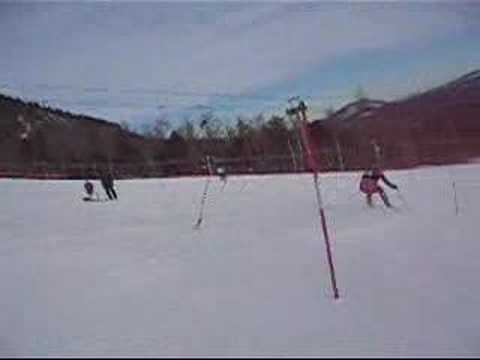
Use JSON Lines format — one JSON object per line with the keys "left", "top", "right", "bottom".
{"left": 100, "top": 168, "right": 118, "bottom": 200}
{"left": 216, "top": 166, "right": 227, "bottom": 183}
{"left": 83, "top": 179, "right": 97, "bottom": 201}
{"left": 359, "top": 167, "right": 398, "bottom": 208}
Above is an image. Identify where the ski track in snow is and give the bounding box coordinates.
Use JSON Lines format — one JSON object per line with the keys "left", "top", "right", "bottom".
{"left": 1, "top": 164, "right": 480, "bottom": 356}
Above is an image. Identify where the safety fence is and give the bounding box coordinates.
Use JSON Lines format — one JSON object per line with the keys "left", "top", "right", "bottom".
{"left": 0, "top": 139, "right": 479, "bottom": 180}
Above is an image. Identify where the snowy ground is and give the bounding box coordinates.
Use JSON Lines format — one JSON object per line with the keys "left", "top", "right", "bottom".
{"left": 1, "top": 164, "right": 480, "bottom": 357}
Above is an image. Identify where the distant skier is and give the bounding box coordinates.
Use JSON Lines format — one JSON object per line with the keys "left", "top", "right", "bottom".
{"left": 216, "top": 166, "right": 227, "bottom": 183}
{"left": 83, "top": 179, "right": 98, "bottom": 201}
{"left": 359, "top": 167, "right": 398, "bottom": 208}
{"left": 100, "top": 168, "right": 118, "bottom": 200}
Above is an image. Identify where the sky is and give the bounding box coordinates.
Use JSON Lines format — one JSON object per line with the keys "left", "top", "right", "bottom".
{"left": 1, "top": 1, "right": 480, "bottom": 129}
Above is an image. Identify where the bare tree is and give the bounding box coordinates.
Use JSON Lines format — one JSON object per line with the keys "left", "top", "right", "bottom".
{"left": 177, "top": 117, "right": 197, "bottom": 141}
{"left": 151, "top": 115, "right": 171, "bottom": 140}
{"left": 119, "top": 120, "right": 131, "bottom": 133}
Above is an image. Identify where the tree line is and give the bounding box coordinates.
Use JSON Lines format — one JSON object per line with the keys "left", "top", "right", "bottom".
{"left": 123, "top": 111, "right": 302, "bottom": 165}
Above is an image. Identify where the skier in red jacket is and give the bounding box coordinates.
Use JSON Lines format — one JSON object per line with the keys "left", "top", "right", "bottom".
{"left": 359, "top": 167, "right": 398, "bottom": 208}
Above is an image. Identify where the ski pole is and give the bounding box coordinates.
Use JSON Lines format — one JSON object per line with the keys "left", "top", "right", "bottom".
{"left": 452, "top": 181, "right": 459, "bottom": 216}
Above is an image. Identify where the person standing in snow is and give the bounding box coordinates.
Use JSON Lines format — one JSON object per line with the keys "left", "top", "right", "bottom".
{"left": 359, "top": 167, "right": 398, "bottom": 208}
{"left": 100, "top": 168, "right": 118, "bottom": 201}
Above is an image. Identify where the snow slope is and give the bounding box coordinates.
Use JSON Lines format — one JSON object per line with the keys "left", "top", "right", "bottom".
{"left": 1, "top": 164, "right": 480, "bottom": 356}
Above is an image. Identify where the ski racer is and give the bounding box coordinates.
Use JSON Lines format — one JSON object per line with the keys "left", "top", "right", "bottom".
{"left": 359, "top": 167, "right": 398, "bottom": 208}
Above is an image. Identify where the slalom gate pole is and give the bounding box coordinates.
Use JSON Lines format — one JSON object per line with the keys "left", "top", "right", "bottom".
{"left": 297, "top": 105, "right": 340, "bottom": 300}
{"left": 194, "top": 156, "right": 213, "bottom": 229}
{"left": 452, "top": 181, "right": 459, "bottom": 216}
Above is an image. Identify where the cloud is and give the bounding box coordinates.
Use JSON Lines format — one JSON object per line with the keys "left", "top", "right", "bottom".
{"left": 0, "top": 1, "right": 478, "bottom": 124}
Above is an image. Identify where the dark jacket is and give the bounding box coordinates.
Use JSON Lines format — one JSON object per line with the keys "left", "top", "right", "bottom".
{"left": 84, "top": 181, "right": 94, "bottom": 195}
{"left": 100, "top": 171, "right": 114, "bottom": 188}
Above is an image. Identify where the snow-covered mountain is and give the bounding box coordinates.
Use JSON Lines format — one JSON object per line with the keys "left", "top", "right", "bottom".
{"left": 309, "top": 69, "right": 480, "bottom": 170}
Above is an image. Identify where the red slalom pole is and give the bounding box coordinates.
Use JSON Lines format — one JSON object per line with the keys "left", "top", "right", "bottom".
{"left": 296, "top": 102, "right": 340, "bottom": 300}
